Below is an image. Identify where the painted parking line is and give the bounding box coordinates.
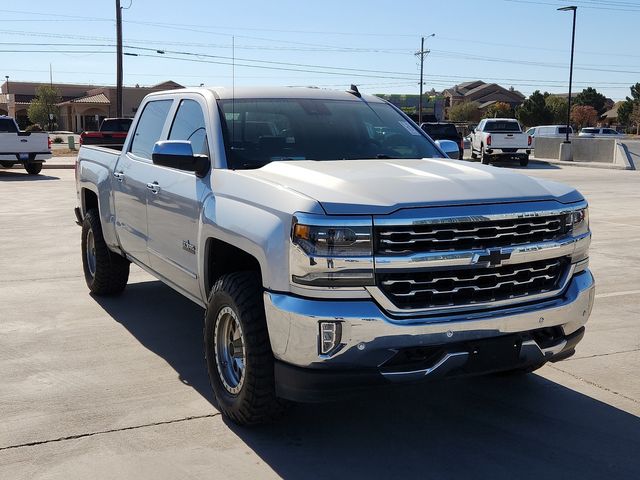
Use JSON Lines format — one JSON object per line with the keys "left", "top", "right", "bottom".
{"left": 595, "top": 289, "right": 640, "bottom": 299}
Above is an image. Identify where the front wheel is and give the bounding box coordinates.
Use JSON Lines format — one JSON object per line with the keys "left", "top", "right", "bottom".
{"left": 81, "top": 209, "right": 130, "bottom": 295}
{"left": 204, "top": 272, "right": 287, "bottom": 426}
{"left": 0, "top": 161, "right": 15, "bottom": 169}
{"left": 24, "top": 162, "right": 43, "bottom": 175}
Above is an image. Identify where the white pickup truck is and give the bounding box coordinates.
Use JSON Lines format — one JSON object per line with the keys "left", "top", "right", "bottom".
{"left": 470, "top": 118, "right": 532, "bottom": 167}
{"left": 0, "top": 116, "right": 51, "bottom": 174}
{"left": 75, "top": 87, "right": 594, "bottom": 425}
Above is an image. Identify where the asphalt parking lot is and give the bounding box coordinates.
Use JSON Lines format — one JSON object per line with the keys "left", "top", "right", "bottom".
{"left": 1, "top": 163, "right": 639, "bottom": 479}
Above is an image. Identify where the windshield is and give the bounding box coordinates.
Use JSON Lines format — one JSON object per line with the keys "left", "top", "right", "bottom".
{"left": 218, "top": 98, "right": 442, "bottom": 169}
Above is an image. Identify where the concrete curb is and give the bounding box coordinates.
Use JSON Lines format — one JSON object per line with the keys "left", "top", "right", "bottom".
{"left": 530, "top": 157, "right": 631, "bottom": 170}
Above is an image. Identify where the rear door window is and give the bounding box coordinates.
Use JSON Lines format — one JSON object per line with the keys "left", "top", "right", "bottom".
{"left": 0, "top": 118, "right": 18, "bottom": 133}
{"left": 168, "top": 99, "right": 209, "bottom": 156}
{"left": 130, "top": 100, "right": 173, "bottom": 160}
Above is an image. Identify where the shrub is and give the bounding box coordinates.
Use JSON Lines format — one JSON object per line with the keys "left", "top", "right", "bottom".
{"left": 25, "top": 123, "right": 43, "bottom": 132}
{"left": 53, "top": 137, "right": 64, "bottom": 144}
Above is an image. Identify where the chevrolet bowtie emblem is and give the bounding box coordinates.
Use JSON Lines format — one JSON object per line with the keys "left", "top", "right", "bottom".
{"left": 476, "top": 248, "right": 511, "bottom": 267}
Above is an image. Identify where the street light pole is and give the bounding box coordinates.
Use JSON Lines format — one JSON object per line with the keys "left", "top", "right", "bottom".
{"left": 558, "top": 6, "right": 577, "bottom": 143}
{"left": 4, "top": 75, "right": 8, "bottom": 95}
{"left": 116, "top": 0, "right": 123, "bottom": 118}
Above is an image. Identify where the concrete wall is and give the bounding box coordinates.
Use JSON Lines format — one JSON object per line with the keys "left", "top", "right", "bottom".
{"left": 533, "top": 137, "right": 564, "bottom": 159}
{"left": 534, "top": 136, "right": 618, "bottom": 163}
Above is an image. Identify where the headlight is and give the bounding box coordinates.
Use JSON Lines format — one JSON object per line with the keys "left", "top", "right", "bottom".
{"left": 290, "top": 216, "right": 374, "bottom": 287}
{"left": 292, "top": 224, "right": 372, "bottom": 257}
{"left": 571, "top": 207, "right": 589, "bottom": 236}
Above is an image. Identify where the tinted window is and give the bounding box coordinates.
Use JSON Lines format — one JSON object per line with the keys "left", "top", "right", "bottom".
{"left": 168, "top": 99, "right": 208, "bottom": 156}
{"left": 0, "top": 118, "right": 18, "bottom": 133}
{"left": 130, "top": 100, "right": 172, "bottom": 160}
{"left": 218, "top": 98, "right": 442, "bottom": 169}
{"left": 101, "top": 118, "right": 132, "bottom": 132}
{"left": 603, "top": 129, "right": 618, "bottom": 134}
{"left": 421, "top": 123, "right": 458, "bottom": 137}
{"left": 558, "top": 127, "right": 572, "bottom": 134}
{"left": 582, "top": 128, "right": 598, "bottom": 134}
{"left": 483, "top": 121, "right": 521, "bottom": 132}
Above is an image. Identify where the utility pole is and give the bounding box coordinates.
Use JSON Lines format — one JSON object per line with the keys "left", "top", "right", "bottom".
{"left": 558, "top": 6, "right": 577, "bottom": 143}
{"left": 415, "top": 34, "right": 435, "bottom": 125}
{"left": 116, "top": 0, "right": 123, "bottom": 117}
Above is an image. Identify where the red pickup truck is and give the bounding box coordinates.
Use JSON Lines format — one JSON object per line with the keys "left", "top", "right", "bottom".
{"left": 80, "top": 118, "right": 132, "bottom": 148}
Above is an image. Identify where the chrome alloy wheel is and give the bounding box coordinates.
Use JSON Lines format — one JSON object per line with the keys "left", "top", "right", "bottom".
{"left": 86, "top": 229, "right": 97, "bottom": 278}
{"left": 214, "top": 306, "right": 246, "bottom": 395}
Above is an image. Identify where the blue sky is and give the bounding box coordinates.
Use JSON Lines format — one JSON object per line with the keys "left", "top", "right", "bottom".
{"left": 1, "top": 0, "right": 639, "bottom": 100}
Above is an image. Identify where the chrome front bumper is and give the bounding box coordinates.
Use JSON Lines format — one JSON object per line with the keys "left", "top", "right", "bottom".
{"left": 264, "top": 270, "right": 595, "bottom": 370}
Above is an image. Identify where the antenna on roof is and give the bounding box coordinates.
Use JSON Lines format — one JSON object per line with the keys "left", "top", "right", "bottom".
{"left": 347, "top": 84, "right": 361, "bottom": 97}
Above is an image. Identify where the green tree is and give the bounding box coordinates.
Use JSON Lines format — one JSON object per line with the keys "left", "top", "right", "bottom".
{"left": 574, "top": 87, "right": 608, "bottom": 115}
{"left": 483, "top": 102, "right": 514, "bottom": 118}
{"left": 570, "top": 105, "right": 598, "bottom": 129}
{"left": 448, "top": 101, "right": 481, "bottom": 122}
{"left": 545, "top": 95, "right": 568, "bottom": 124}
{"left": 515, "top": 90, "right": 552, "bottom": 128}
{"left": 27, "top": 85, "right": 61, "bottom": 130}
{"left": 631, "top": 104, "right": 640, "bottom": 135}
{"left": 617, "top": 82, "right": 640, "bottom": 128}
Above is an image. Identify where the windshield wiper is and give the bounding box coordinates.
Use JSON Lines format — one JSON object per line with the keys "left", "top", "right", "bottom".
{"left": 375, "top": 154, "right": 396, "bottom": 159}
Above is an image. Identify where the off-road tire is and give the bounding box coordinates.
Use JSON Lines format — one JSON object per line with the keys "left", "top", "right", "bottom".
{"left": 204, "top": 272, "right": 287, "bottom": 426}
{"left": 24, "top": 162, "right": 43, "bottom": 175}
{"left": 0, "top": 161, "right": 15, "bottom": 169}
{"left": 520, "top": 155, "right": 530, "bottom": 167}
{"left": 81, "top": 209, "right": 130, "bottom": 295}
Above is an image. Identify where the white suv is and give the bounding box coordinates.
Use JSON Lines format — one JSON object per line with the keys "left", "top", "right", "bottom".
{"left": 579, "top": 127, "right": 624, "bottom": 137}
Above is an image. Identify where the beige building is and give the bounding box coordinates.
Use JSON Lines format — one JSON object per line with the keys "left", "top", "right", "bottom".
{"left": 443, "top": 80, "right": 525, "bottom": 117}
{"left": 0, "top": 80, "right": 183, "bottom": 131}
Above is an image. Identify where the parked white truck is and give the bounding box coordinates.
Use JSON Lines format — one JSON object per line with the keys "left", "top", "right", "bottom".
{"left": 75, "top": 87, "right": 594, "bottom": 425}
{"left": 470, "top": 118, "right": 532, "bottom": 166}
{"left": 0, "top": 116, "right": 51, "bottom": 174}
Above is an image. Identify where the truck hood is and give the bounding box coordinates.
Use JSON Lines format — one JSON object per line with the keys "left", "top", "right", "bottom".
{"left": 240, "top": 159, "right": 582, "bottom": 215}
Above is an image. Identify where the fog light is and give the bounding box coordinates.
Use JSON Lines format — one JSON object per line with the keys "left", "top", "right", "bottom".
{"left": 319, "top": 321, "right": 342, "bottom": 355}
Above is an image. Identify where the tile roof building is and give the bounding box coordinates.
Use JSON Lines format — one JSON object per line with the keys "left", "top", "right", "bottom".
{"left": 443, "top": 80, "right": 525, "bottom": 116}
{"left": 0, "top": 80, "right": 183, "bottom": 131}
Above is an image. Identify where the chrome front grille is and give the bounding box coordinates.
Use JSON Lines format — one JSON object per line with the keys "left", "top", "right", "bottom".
{"left": 377, "top": 258, "right": 568, "bottom": 310}
{"left": 376, "top": 215, "right": 570, "bottom": 254}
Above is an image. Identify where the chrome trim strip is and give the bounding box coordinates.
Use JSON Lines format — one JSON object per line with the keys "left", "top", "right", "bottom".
{"left": 374, "top": 233, "right": 590, "bottom": 271}
{"left": 381, "top": 352, "right": 469, "bottom": 382}
{"left": 373, "top": 200, "right": 587, "bottom": 226}
{"left": 367, "top": 263, "right": 576, "bottom": 317}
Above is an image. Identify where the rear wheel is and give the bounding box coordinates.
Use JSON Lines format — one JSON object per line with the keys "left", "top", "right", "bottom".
{"left": 519, "top": 155, "right": 530, "bottom": 167}
{"left": 204, "top": 272, "right": 287, "bottom": 426}
{"left": 81, "top": 209, "right": 130, "bottom": 295}
{"left": 24, "top": 162, "right": 43, "bottom": 175}
{"left": 0, "top": 161, "right": 15, "bottom": 168}
{"left": 480, "top": 146, "right": 491, "bottom": 165}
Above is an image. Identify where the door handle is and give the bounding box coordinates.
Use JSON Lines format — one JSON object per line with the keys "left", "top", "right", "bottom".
{"left": 113, "top": 171, "right": 124, "bottom": 182}
{"left": 146, "top": 181, "right": 161, "bottom": 194}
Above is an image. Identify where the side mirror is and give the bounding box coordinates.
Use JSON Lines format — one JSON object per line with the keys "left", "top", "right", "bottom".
{"left": 152, "top": 140, "right": 210, "bottom": 178}
{"left": 435, "top": 139, "right": 461, "bottom": 160}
